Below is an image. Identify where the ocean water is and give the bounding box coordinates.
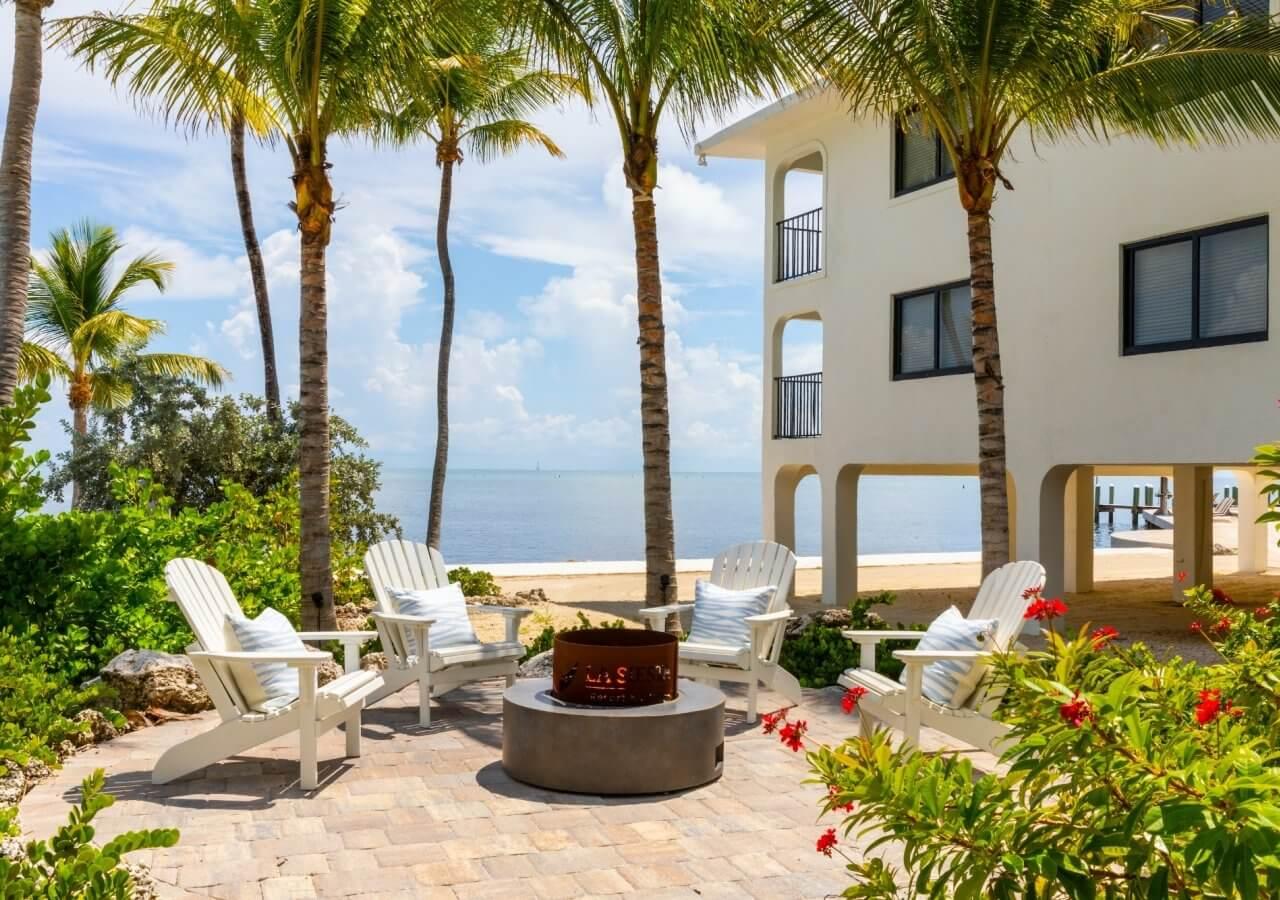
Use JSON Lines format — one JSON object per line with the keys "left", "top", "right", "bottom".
{"left": 375, "top": 469, "right": 1239, "bottom": 564}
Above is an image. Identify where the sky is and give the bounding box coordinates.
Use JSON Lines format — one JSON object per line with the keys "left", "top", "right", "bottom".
{"left": 7, "top": 0, "right": 826, "bottom": 474}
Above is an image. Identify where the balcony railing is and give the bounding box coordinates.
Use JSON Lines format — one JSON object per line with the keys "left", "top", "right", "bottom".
{"left": 773, "top": 372, "right": 822, "bottom": 439}
{"left": 775, "top": 208, "right": 822, "bottom": 282}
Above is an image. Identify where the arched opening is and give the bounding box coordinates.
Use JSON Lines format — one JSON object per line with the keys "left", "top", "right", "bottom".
{"left": 772, "top": 146, "right": 825, "bottom": 282}
{"left": 771, "top": 313, "right": 822, "bottom": 439}
{"left": 772, "top": 464, "right": 820, "bottom": 557}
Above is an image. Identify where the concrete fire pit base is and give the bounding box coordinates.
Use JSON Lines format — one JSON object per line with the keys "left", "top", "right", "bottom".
{"left": 502, "top": 678, "right": 725, "bottom": 795}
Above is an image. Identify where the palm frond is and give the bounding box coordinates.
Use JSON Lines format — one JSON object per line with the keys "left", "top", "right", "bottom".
{"left": 133, "top": 352, "right": 230, "bottom": 388}
{"left": 17, "top": 342, "right": 72, "bottom": 384}
{"left": 72, "top": 311, "right": 167, "bottom": 367}
{"left": 105, "top": 253, "right": 175, "bottom": 307}
{"left": 463, "top": 118, "right": 565, "bottom": 162}
{"left": 88, "top": 371, "right": 135, "bottom": 411}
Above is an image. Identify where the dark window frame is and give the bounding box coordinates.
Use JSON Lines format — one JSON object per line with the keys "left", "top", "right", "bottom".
{"left": 893, "top": 122, "right": 954, "bottom": 197}
{"left": 1122, "top": 216, "right": 1269, "bottom": 356}
{"left": 892, "top": 279, "right": 974, "bottom": 380}
{"left": 1192, "top": 0, "right": 1269, "bottom": 23}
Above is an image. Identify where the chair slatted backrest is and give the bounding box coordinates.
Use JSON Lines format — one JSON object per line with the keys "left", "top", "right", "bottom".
{"left": 363, "top": 540, "right": 451, "bottom": 661}
{"left": 709, "top": 541, "right": 797, "bottom": 612}
{"left": 708, "top": 542, "right": 797, "bottom": 662}
{"left": 968, "top": 560, "right": 1045, "bottom": 650}
{"left": 164, "top": 558, "right": 251, "bottom": 719}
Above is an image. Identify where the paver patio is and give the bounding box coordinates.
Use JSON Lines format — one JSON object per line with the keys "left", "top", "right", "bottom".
{"left": 17, "top": 683, "right": 975, "bottom": 899}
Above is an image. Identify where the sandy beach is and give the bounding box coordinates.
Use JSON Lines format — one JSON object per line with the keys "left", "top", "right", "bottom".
{"left": 473, "top": 548, "right": 1278, "bottom": 665}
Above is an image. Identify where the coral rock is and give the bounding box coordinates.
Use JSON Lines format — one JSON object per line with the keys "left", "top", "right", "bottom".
{"left": 101, "top": 650, "right": 212, "bottom": 714}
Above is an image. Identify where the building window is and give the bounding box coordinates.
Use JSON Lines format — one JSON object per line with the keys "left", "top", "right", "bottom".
{"left": 893, "top": 282, "right": 973, "bottom": 379}
{"left": 1188, "top": 0, "right": 1269, "bottom": 22}
{"left": 894, "top": 114, "right": 954, "bottom": 196}
{"left": 1124, "top": 217, "right": 1268, "bottom": 355}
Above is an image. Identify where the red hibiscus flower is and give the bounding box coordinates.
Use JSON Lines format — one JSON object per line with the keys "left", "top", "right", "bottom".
{"left": 1059, "top": 692, "right": 1092, "bottom": 728}
{"left": 1255, "top": 606, "right": 1274, "bottom": 621}
{"left": 827, "top": 784, "right": 854, "bottom": 813}
{"left": 778, "top": 719, "right": 808, "bottom": 752}
{"left": 761, "top": 709, "right": 787, "bottom": 735}
{"left": 1090, "top": 626, "right": 1119, "bottom": 650}
{"left": 815, "top": 828, "right": 839, "bottom": 857}
{"left": 841, "top": 686, "right": 869, "bottom": 715}
{"left": 1021, "top": 585, "right": 1042, "bottom": 600}
{"left": 1024, "top": 597, "right": 1068, "bottom": 621}
{"left": 1210, "top": 616, "right": 1232, "bottom": 637}
{"left": 1177, "top": 571, "right": 1188, "bottom": 583}
{"left": 1211, "top": 587, "right": 1235, "bottom": 606}
{"left": 1195, "top": 689, "right": 1222, "bottom": 725}
{"left": 1189, "top": 621, "right": 1203, "bottom": 634}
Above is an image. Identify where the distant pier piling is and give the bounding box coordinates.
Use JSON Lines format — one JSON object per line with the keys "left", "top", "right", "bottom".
{"left": 1093, "top": 479, "right": 1166, "bottom": 528}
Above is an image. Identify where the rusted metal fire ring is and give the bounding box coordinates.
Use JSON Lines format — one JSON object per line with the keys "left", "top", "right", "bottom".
{"left": 551, "top": 628, "right": 678, "bottom": 707}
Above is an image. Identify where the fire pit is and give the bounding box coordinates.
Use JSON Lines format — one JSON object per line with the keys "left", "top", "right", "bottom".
{"left": 502, "top": 628, "right": 724, "bottom": 795}
{"left": 551, "top": 628, "right": 678, "bottom": 706}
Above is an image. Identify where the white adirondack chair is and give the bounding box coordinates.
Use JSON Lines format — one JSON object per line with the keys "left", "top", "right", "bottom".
{"left": 363, "top": 540, "right": 532, "bottom": 726}
{"left": 839, "top": 559, "right": 1045, "bottom": 753}
{"left": 156, "top": 559, "right": 383, "bottom": 790}
{"left": 638, "top": 541, "right": 802, "bottom": 723}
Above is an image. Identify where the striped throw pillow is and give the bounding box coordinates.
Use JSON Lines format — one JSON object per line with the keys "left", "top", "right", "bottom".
{"left": 686, "top": 580, "right": 776, "bottom": 648}
{"left": 899, "top": 606, "right": 997, "bottom": 708}
{"left": 224, "top": 607, "right": 306, "bottom": 713}
{"left": 387, "top": 583, "right": 477, "bottom": 656}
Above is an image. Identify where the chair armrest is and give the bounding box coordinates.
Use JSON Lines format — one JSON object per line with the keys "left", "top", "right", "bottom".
{"left": 297, "top": 631, "right": 379, "bottom": 674}
{"left": 372, "top": 612, "right": 436, "bottom": 628}
{"left": 467, "top": 606, "right": 533, "bottom": 619}
{"left": 745, "top": 610, "right": 793, "bottom": 624}
{"left": 893, "top": 649, "right": 991, "bottom": 665}
{"left": 638, "top": 603, "right": 695, "bottom": 616}
{"left": 842, "top": 630, "right": 927, "bottom": 643}
{"left": 189, "top": 650, "right": 331, "bottom": 667}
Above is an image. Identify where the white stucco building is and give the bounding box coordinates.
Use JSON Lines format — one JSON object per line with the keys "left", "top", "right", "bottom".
{"left": 696, "top": 88, "right": 1279, "bottom": 605}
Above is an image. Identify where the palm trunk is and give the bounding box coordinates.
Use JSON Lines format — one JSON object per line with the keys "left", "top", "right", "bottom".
{"left": 295, "top": 148, "right": 335, "bottom": 632}
{"left": 0, "top": 0, "right": 47, "bottom": 407}
{"left": 425, "top": 156, "right": 456, "bottom": 549}
{"left": 965, "top": 210, "right": 1011, "bottom": 576}
{"left": 230, "top": 112, "right": 282, "bottom": 426}
{"left": 70, "top": 400, "right": 87, "bottom": 508}
{"left": 629, "top": 185, "right": 677, "bottom": 612}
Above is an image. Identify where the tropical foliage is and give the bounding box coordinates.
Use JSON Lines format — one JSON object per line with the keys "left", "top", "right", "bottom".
{"left": 780, "top": 591, "right": 921, "bottom": 687}
{"left": 0, "top": 770, "right": 179, "bottom": 898}
{"left": 507, "top": 0, "right": 799, "bottom": 609}
{"left": 380, "top": 24, "right": 576, "bottom": 548}
{"left": 784, "top": 0, "right": 1280, "bottom": 577}
{"left": 782, "top": 583, "right": 1280, "bottom": 898}
{"left": 19, "top": 222, "right": 227, "bottom": 506}
{"left": 0, "top": 381, "right": 386, "bottom": 687}
{"left": 43, "top": 362, "right": 397, "bottom": 545}
{"left": 56, "top": 0, "right": 464, "bottom": 630}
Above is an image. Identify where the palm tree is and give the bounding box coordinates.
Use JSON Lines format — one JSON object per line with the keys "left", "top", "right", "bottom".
{"left": 55, "top": 0, "right": 284, "bottom": 426}
{"left": 20, "top": 221, "right": 228, "bottom": 506}
{"left": 509, "top": 0, "right": 797, "bottom": 609}
{"left": 53, "top": 0, "right": 456, "bottom": 629}
{"left": 786, "top": 0, "right": 1280, "bottom": 576}
{"left": 381, "top": 33, "right": 577, "bottom": 549}
{"left": 0, "top": 0, "right": 53, "bottom": 408}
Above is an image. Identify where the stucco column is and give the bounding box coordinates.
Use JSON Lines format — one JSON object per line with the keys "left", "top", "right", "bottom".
{"left": 768, "top": 466, "right": 800, "bottom": 552}
{"left": 1235, "top": 469, "right": 1271, "bottom": 574}
{"left": 821, "top": 465, "right": 861, "bottom": 607}
{"left": 1063, "top": 466, "right": 1095, "bottom": 593}
{"left": 1172, "top": 465, "right": 1213, "bottom": 600}
{"left": 1021, "top": 466, "right": 1070, "bottom": 597}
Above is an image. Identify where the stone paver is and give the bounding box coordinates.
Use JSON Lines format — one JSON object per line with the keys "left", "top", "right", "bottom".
{"left": 18, "top": 684, "right": 978, "bottom": 898}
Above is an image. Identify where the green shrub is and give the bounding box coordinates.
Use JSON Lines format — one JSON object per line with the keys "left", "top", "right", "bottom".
{"left": 0, "top": 769, "right": 178, "bottom": 898}
{"left": 448, "top": 567, "right": 500, "bottom": 598}
{"left": 780, "top": 591, "right": 924, "bottom": 687}
{"left": 520, "top": 612, "right": 626, "bottom": 661}
{"left": 804, "top": 589, "right": 1280, "bottom": 898}
{"left": 0, "top": 630, "right": 119, "bottom": 769}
